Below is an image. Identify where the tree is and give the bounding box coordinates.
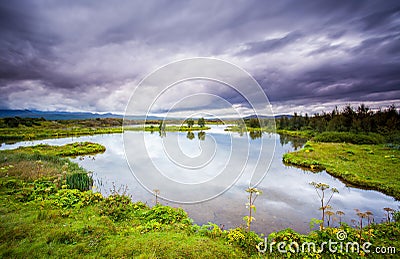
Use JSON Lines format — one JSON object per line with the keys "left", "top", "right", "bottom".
{"left": 187, "top": 119, "right": 194, "bottom": 128}
{"left": 247, "top": 118, "right": 260, "bottom": 128}
{"left": 198, "top": 117, "right": 205, "bottom": 128}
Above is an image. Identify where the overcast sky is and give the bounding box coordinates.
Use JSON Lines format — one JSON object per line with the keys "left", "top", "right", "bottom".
{"left": 0, "top": 0, "right": 399, "bottom": 116}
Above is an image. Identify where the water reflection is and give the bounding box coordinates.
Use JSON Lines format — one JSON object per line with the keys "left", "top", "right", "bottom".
{"left": 279, "top": 134, "right": 307, "bottom": 150}
{"left": 198, "top": 131, "right": 205, "bottom": 141}
{"left": 159, "top": 130, "right": 166, "bottom": 138}
{"left": 186, "top": 131, "right": 195, "bottom": 140}
{"left": 157, "top": 130, "right": 207, "bottom": 141}
{"left": 249, "top": 130, "right": 262, "bottom": 140}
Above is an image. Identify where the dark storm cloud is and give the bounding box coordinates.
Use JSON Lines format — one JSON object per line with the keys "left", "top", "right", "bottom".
{"left": 0, "top": 0, "right": 399, "bottom": 113}
{"left": 237, "top": 31, "right": 303, "bottom": 56}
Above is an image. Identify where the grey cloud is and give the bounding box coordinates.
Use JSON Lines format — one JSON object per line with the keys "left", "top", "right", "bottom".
{"left": 357, "top": 6, "right": 400, "bottom": 31}
{"left": 258, "top": 59, "right": 400, "bottom": 105}
{"left": 0, "top": 0, "right": 399, "bottom": 114}
{"left": 237, "top": 31, "right": 303, "bottom": 56}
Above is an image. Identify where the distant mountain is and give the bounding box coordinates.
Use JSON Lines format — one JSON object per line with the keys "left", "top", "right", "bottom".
{"left": 243, "top": 114, "right": 293, "bottom": 119}
{"left": 0, "top": 109, "right": 123, "bottom": 120}
{"left": 0, "top": 109, "right": 177, "bottom": 121}
{"left": 0, "top": 109, "right": 294, "bottom": 121}
{"left": 274, "top": 114, "right": 293, "bottom": 119}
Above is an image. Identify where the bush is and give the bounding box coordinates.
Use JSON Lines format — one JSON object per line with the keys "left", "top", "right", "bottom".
{"left": 226, "top": 227, "right": 263, "bottom": 254}
{"left": 99, "top": 194, "right": 134, "bottom": 221}
{"left": 313, "top": 132, "right": 384, "bottom": 144}
{"left": 394, "top": 210, "right": 400, "bottom": 222}
{"left": 140, "top": 204, "right": 191, "bottom": 225}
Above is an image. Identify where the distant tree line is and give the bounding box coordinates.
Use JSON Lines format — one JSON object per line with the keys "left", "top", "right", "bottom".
{"left": 278, "top": 104, "right": 399, "bottom": 135}
{"left": 0, "top": 117, "right": 45, "bottom": 128}
{"left": 0, "top": 117, "right": 124, "bottom": 128}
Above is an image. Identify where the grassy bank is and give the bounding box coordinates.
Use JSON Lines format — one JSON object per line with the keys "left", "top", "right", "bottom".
{"left": 1, "top": 142, "right": 105, "bottom": 157}
{"left": 0, "top": 125, "right": 122, "bottom": 143}
{"left": 283, "top": 142, "right": 400, "bottom": 199}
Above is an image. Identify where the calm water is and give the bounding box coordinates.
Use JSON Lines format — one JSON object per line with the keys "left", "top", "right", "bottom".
{"left": 1, "top": 127, "right": 398, "bottom": 234}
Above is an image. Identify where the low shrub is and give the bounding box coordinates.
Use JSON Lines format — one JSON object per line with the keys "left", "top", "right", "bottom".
{"left": 226, "top": 227, "right": 263, "bottom": 255}
{"left": 140, "top": 204, "right": 191, "bottom": 225}
{"left": 99, "top": 194, "right": 134, "bottom": 221}
{"left": 313, "top": 131, "right": 384, "bottom": 144}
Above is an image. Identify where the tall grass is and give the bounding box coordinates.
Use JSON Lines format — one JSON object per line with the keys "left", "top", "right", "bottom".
{"left": 0, "top": 152, "right": 88, "bottom": 181}
{"left": 66, "top": 172, "right": 93, "bottom": 191}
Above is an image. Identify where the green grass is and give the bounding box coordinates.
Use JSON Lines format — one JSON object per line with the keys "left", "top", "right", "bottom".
{"left": 2, "top": 142, "right": 106, "bottom": 157}
{"left": 276, "top": 130, "right": 387, "bottom": 144}
{"left": 1, "top": 176, "right": 399, "bottom": 258}
{"left": 283, "top": 142, "right": 400, "bottom": 199}
{"left": 0, "top": 126, "right": 123, "bottom": 142}
{"left": 0, "top": 185, "right": 249, "bottom": 258}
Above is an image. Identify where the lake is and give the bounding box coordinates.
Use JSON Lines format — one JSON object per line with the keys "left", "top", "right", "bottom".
{"left": 1, "top": 126, "right": 398, "bottom": 234}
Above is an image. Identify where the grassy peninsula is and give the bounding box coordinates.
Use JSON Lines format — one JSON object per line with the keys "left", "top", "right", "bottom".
{"left": 283, "top": 142, "right": 400, "bottom": 199}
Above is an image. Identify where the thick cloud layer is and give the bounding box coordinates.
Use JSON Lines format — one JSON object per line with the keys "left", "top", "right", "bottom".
{"left": 0, "top": 0, "right": 399, "bottom": 115}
